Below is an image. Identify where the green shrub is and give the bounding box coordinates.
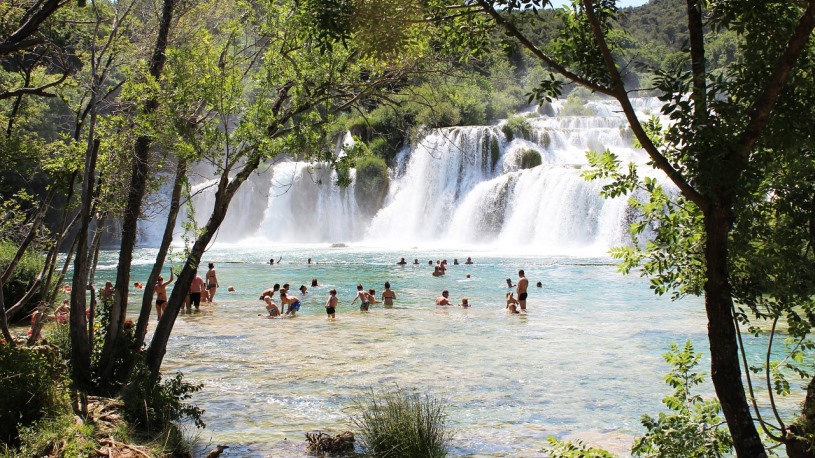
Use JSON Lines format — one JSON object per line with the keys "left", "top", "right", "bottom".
{"left": 352, "top": 386, "right": 451, "bottom": 458}
{"left": 121, "top": 361, "right": 205, "bottom": 436}
{"left": 43, "top": 322, "right": 71, "bottom": 362}
{"left": 519, "top": 149, "right": 542, "bottom": 169}
{"left": 502, "top": 115, "right": 533, "bottom": 142}
{"left": 354, "top": 156, "right": 390, "bottom": 216}
{"left": 0, "top": 344, "right": 68, "bottom": 445}
{"left": 0, "top": 241, "right": 45, "bottom": 320}
{"left": 14, "top": 411, "right": 97, "bottom": 458}
{"left": 631, "top": 341, "right": 732, "bottom": 457}
{"left": 560, "top": 94, "right": 594, "bottom": 116}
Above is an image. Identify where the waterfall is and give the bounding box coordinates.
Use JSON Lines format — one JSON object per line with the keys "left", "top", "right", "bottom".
{"left": 139, "top": 97, "right": 668, "bottom": 254}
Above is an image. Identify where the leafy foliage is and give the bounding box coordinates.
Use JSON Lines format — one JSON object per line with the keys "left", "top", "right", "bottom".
{"left": 121, "top": 361, "right": 205, "bottom": 435}
{"left": 0, "top": 240, "right": 45, "bottom": 316}
{"left": 632, "top": 342, "right": 733, "bottom": 457}
{"left": 544, "top": 437, "right": 614, "bottom": 458}
{"left": 0, "top": 344, "right": 68, "bottom": 445}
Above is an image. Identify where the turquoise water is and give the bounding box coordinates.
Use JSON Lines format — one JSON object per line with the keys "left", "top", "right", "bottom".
{"left": 100, "top": 246, "right": 711, "bottom": 456}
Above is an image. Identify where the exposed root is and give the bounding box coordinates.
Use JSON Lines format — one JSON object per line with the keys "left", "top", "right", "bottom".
{"left": 305, "top": 431, "right": 355, "bottom": 454}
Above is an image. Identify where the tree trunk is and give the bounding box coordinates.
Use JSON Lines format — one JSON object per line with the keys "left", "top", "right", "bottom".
{"left": 70, "top": 138, "right": 100, "bottom": 392}
{"left": 784, "top": 375, "right": 815, "bottom": 458}
{"left": 47, "top": 228, "right": 79, "bottom": 306}
{"left": 98, "top": 0, "right": 176, "bottom": 391}
{"left": 145, "top": 155, "right": 261, "bottom": 382}
{"left": 704, "top": 202, "right": 767, "bottom": 458}
{"left": 0, "top": 281, "right": 13, "bottom": 345}
{"left": 133, "top": 158, "right": 186, "bottom": 352}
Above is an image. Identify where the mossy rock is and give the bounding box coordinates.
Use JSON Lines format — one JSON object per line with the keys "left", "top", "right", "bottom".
{"left": 354, "top": 156, "right": 390, "bottom": 215}
{"left": 481, "top": 132, "right": 501, "bottom": 171}
{"left": 518, "top": 149, "right": 542, "bottom": 169}
{"left": 502, "top": 115, "right": 533, "bottom": 142}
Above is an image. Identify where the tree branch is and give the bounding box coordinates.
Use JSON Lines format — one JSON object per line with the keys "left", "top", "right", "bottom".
{"left": 736, "top": 0, "right": 815, "bottom": 160}
{"left": 581, "top": 0, "right": 708, "bottom": 211}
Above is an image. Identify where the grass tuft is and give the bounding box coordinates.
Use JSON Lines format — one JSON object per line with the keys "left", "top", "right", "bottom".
{"left": 352, "top": 386, "right": 451, "bottom": 458}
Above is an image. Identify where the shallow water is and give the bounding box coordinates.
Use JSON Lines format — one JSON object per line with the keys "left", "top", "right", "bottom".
{"left": 106, "top": 246, "right": 714, "bottom": 457}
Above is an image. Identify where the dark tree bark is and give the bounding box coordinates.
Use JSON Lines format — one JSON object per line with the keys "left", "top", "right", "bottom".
{"left": 98, "top": 0, "right": 176, "bottom": 390}
{"left": 0, "top": 281, "right": 13, "bottom": 345}
{"left": 69, "top": 137, "right": 100, "bottom": 392}
{"left": 133, "top": 158, "right": 186, "bottom": 352}
{"left": 0, "top": 0, "right": 67, "bottom": 56}
{"left": 144, "top": 154, "right": 262, "bottom": 381}
{"left": 785, "top": 375, "right": 815, "bottom": 458}
{"left": 704, "top": 202, "right": 767, "bottom": 457}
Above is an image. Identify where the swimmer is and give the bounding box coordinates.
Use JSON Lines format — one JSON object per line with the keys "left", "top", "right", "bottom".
{"left": 506, "top": 278, "right": 515, "bottom": 288}
{"left": 459, "top": 297, "right": 470, "bottom": 308}
{"left": 259, "top": 284, "right": 280, "bottom": 301}
{"left": 397, "top": 257, "right": 407, "bottom": 265}
{"left": 299, "top": 284, "right": 308, "bottom": 295}
{"left": 280, "top": 290, "right": 301, "bottom": 316}
{"left": 311, "top": 278, "right": 319, "bottom": 287}
{"left": 264, "top": 295, "right": 280, "bottom": 316}
{"left": 368, "top": 289, "right": 381, "bottom": 305}
{"left": 464, "top": 257, "right": 473, "bottom": 265}
{"left": 435, "top": 290, "right": 452, "bottom": 306}
{"left": 506, "top": 292, "right": 519, "bottom": 314}
{"left": 381, "top": 282, "right": 396, "bottom": 306}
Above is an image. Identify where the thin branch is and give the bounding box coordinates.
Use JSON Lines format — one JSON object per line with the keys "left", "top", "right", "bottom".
{"left": 581, "top": 0, "right": 708, "bottom": 211}
{"left": 736, "top": 0, "right": 815, "bottom": 160}
{"left": 732, "top": 304, "right": 783, "bottom": 442}
{"left": 0, "top": 70, "right": 70, "bottom": 100}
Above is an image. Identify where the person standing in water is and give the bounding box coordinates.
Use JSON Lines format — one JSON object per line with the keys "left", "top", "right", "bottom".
{"left": 517, "top": 269, "right": 529, "bottom": 312}
{"left": 280, "top": 290, "right": 301, "bottom": 317}
{"left": 381, "top": 282, "right": 396, "bottom": 306}
{"left": 351, "top": 284, "right": 370, "bottom": 311}
{"left": 188, "top": 270, "right": 205, "bottom": 310}
{"left": 206, "top": 262, "right": 219, "bottom": 303}
{"left": 154, "top": 270, "right": 174, "bottom": 319}
{"left": 325, "top": 289, "right": 338, "bottom": 319}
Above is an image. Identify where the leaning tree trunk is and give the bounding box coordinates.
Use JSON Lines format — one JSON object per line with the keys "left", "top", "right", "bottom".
{"left": 133, "top": 158, "right": 186, "bottom": 352}
{"left": 145, "top": 155, "right": 261, "bottom": 382}
{"left": 98, "top": 0, "right": 176, "bottom": 392}
{"left": 705, "top": 202, "right": 767, "bottom": 457}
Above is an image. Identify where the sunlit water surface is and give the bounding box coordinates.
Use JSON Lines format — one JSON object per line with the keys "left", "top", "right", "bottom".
{"left": 102, "top": 246, "right": 713, "bottom": 457}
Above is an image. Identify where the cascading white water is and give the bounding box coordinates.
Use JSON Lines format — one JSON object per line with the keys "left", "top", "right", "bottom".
{"left": 139, "top": 97, "right": 668, "bottom": 254}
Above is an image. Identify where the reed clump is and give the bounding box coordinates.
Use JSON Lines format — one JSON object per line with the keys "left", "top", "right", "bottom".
{"left": 352, "top": 386, "right": 451, "bottom": 458}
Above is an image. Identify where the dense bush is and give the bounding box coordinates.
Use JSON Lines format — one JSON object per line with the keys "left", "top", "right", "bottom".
{"left": 0, "top": 344, "right": 68, "bottom": 445}
{"left": 352, "top": 386, "right": 451, "bottom": 458}
{"left": 121, "top": 361, "right": 205, "bottom": 436}
{"left": 0, "top": 241, "right": 45, "bottom": 319}
{"left": 502, "top": 115, "right": 533, "bottom": 141}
